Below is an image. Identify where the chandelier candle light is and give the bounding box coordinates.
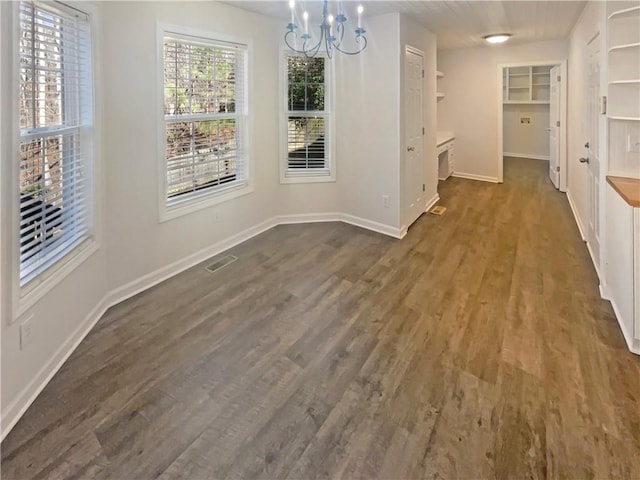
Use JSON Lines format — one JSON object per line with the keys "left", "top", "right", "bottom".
{"left": 285, "top": 0, "right": 367, "bottom": 59}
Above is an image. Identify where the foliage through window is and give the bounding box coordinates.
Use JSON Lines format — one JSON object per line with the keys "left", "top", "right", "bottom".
{"left": 18, "top": 1, "right": 93, "bottom": 285}
{"left": 163, "top": 34, "right": 247, "bottom": 206}
{"left": 286, "top": 55, "right": 330, "bottom": 173}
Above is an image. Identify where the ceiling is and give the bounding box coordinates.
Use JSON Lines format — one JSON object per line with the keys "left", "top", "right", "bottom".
{"left": 223, "top": 1, "right": 587, "bottom": 50}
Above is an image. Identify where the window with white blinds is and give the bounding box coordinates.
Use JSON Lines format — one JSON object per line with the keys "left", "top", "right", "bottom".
{"left": 163, "top": 33, "right": 248, "bottom": 208}
{"left": 285, "top": 54, "right": 331, "bottom": 177}
{"left": 18, "top": 1, "right": 93, "bottom": 286}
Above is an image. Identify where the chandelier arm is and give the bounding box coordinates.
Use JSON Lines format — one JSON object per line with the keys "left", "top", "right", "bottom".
{"left": 285, "top": 29, "right": 323, "bottom": 56}
{"left": 333, "top": 34, "right": 367, "bottom": 55}
{"left": 330, "top": 21, "right": 346, "bottom": 50}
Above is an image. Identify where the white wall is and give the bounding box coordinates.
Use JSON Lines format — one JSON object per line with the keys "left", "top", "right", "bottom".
{"left": 103, "top": 1, "right": 283, "bottom": 291}
{"left": 437, "top": 39, "right": 569, "bottom": 181}
{"left": 503, "top": 104, "right": 550, "bottom": 159}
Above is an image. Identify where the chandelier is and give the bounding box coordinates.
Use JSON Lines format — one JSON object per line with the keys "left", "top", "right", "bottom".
{"left": 285, "top": 0, "right": 367, "bottom": 59}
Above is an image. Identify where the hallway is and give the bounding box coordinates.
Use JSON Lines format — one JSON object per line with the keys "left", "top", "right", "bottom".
{"left": 2, "top": 158, "right": 639, "bottom": 479}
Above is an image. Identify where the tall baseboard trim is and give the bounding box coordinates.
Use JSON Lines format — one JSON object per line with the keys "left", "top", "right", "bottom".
{"left": 608, "top": 296, "right": 640, "bottom": 355}
{"left": 277, "top": 213, "right": 404, "bottom": 239}
{"left": 504, "top": 152, "right": 550, "bottom": 161}
{"left": 566, "top": 190, "right": 586, "bottom": 241}
{"left": 1, "top": 295, "right": 112, "bottom": 440}
{"left": 451, "top": 172, "right": 499, "bottom": 184}
{"left": 424, "top": 193, "right": 440, "bottom": 213}
{"left": 1, "top": 213, "right": 402, "bottom": 440}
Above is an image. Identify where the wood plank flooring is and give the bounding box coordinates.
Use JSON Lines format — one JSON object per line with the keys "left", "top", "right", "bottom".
{"left": 2, "top": 157, "right": 639, "bottom": 479}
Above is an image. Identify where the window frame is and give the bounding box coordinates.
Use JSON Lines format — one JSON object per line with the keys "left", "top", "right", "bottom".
{"left": 280, "top": 49, "right": 335, "bottom": 184}
{"left": 9, "top": 0, "right": 99, "bottom": 319}
{"left": 157, "top": 24, "right": 253, "bottom": 222}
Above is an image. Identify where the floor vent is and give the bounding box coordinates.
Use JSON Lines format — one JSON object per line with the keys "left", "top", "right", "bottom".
{"left": 429, "top": 205, "right": 447, "bottom": 216}
{"left": 206, "top": 254, "right": 238, "bottom": 273}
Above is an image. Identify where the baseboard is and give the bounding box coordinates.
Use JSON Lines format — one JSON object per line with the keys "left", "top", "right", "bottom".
{"left": 1, "top": 212, "right": 403, "bottom": 439}
{"left": 107, "top": 217, "right": 279, "bottom": 308}
{"left": 451, "top": 172, "right": 499, "bottom": 183}
{"left": 608, "top": 296, "right": 640, "bottom": 356}
{"left": 586, "top": 241, "right": 602, "bottom": 282}
{"left": 1, "top": 295, "right": 112, "bottom": 441}
{"left": 504, "top": 152, "right": 550, "bottom": 161}
{"left": 424, "top": 193, "right": 440, "bottom": 213}
{"left": 566, "top": 189, "right": 586, "bottom": 241}
{"left": 276, "top": 212, "right": 403, "bottom": 239}
{"left": 339, "top": 213, "right": 404, "bottom": 239}
{"left": 599, "top": 283, "right": 610, "bottom": 301}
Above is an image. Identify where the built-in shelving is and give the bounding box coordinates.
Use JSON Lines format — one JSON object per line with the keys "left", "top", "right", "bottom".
{"left": 607, "top": 1, "right": 640, "bottom": 181}
{"left": 503, "top": 65, "right": 552, "bottom": 104}
{"left": 607, "top": 1, "right": 640, "bottom": 122}
{"left": 436, "top": 70, "right": 444, "bottom": 101}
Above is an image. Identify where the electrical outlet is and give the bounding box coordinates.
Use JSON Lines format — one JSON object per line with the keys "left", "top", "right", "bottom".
{"left": 20, "top": 315, "right": 35, "bottom": 350}
{"left": 382, "top": 195, "right": 390, "bottom": 208}
{"left": 628, "top": 133, "right": 640, "bottom": 153}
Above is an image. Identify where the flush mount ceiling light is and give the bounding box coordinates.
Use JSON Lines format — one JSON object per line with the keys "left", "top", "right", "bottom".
{"left": 484, "top": 34, "right": 512, "bottom": 44}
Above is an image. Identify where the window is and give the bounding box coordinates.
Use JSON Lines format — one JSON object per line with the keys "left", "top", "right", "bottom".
{"left": 282, "top": 53, "right": 333, "bottom": 182}
{"left": 162, "top": 31, "right": 248, "bottom": 213}
{"left": 18, "top": 1, "right": 94, "bottom": 286}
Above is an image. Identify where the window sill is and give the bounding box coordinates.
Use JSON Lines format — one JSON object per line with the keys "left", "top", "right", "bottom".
{"left": 280, "top": 170, "right": 335, "bottom": 185}
{"left": 14, "top": 238, "right": 100, "bottom": 322}
{"left": 160, "top": 182, "right": 253, "bottom": 222}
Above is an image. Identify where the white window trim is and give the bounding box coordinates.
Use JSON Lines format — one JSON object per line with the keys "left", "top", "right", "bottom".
{"left": 7, "top": 0, "right": 100, "bottom": 323}
{"left": 157, "top": 23, "right": 253, "bottom": 223}
{"left": 279, "top": 48, "right": 336, "bottom": 184}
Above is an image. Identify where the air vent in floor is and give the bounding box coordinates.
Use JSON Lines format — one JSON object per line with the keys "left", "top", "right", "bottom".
{"left": 206, "top": 254, "right": 238, "bottom": 273}
{"left": 429, "top": 205, "right": 447, "bottom": 216}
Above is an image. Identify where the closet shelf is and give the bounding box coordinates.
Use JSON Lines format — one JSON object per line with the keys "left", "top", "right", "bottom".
{"left": 436, "top": 71, "right": 444, "bottom": 78}
{"left": 608, "top": 5, "right": 640, "bottom": 20}
{"left": 609, "top": 79, "right": 640, "bottom": 84}
{"left": 504, "top": 101, "right": 550, "bottom": 105}
{"left": 609, "top": 42, "right": 640, "bottom": 52}
{"left": 608, "top": 115, "right": 640, "bottom": 121}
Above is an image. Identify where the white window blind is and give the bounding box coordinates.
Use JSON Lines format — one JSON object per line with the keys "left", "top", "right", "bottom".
{"left": 163, "top": 34, "right": 248, "bottom": 206}
{"left": 286, "top": 54, "right": 330, "bottom": 175}
{"left": 18, "top": 1, "right": 93, "bottom": 286}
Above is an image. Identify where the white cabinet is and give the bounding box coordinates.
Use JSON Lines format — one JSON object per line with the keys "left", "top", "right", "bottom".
{"left": 605, "top": 178, "right": 640, "bottom": 354}
{"left": 437, "top": 132, "right": 455, "bottom": 180}
{"left": 503, "top": 65, "right": 552, "bottom": 104}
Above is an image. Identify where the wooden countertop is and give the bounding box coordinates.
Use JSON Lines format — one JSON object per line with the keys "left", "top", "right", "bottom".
{"left": 606, "top": 176, "right": 640, "bottom": 207}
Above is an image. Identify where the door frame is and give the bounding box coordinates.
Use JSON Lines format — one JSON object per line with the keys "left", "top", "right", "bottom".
{"left": 497, "top": 59, "right": 568, "bottom": 191}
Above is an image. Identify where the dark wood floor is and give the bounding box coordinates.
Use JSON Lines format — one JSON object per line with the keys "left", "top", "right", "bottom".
{"left": 2, "top": 157, "right": 640, "bottom": 479}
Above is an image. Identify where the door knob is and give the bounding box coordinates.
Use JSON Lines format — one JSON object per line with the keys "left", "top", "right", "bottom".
{"left": 407, "top": 146, "right": 415, "bottom": 152}
{"left": 579, "top": 157, "right": 589, "bottom": 164}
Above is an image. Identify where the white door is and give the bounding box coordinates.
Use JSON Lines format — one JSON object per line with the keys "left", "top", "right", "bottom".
{"left": 404, "top": 48, "right": 424, "bottom": 228}
{"left": 549, "top": 65, "right": 560, "bottom": 189}
{"left": 585, "top": 33, "right": 601, "bottom": 266}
